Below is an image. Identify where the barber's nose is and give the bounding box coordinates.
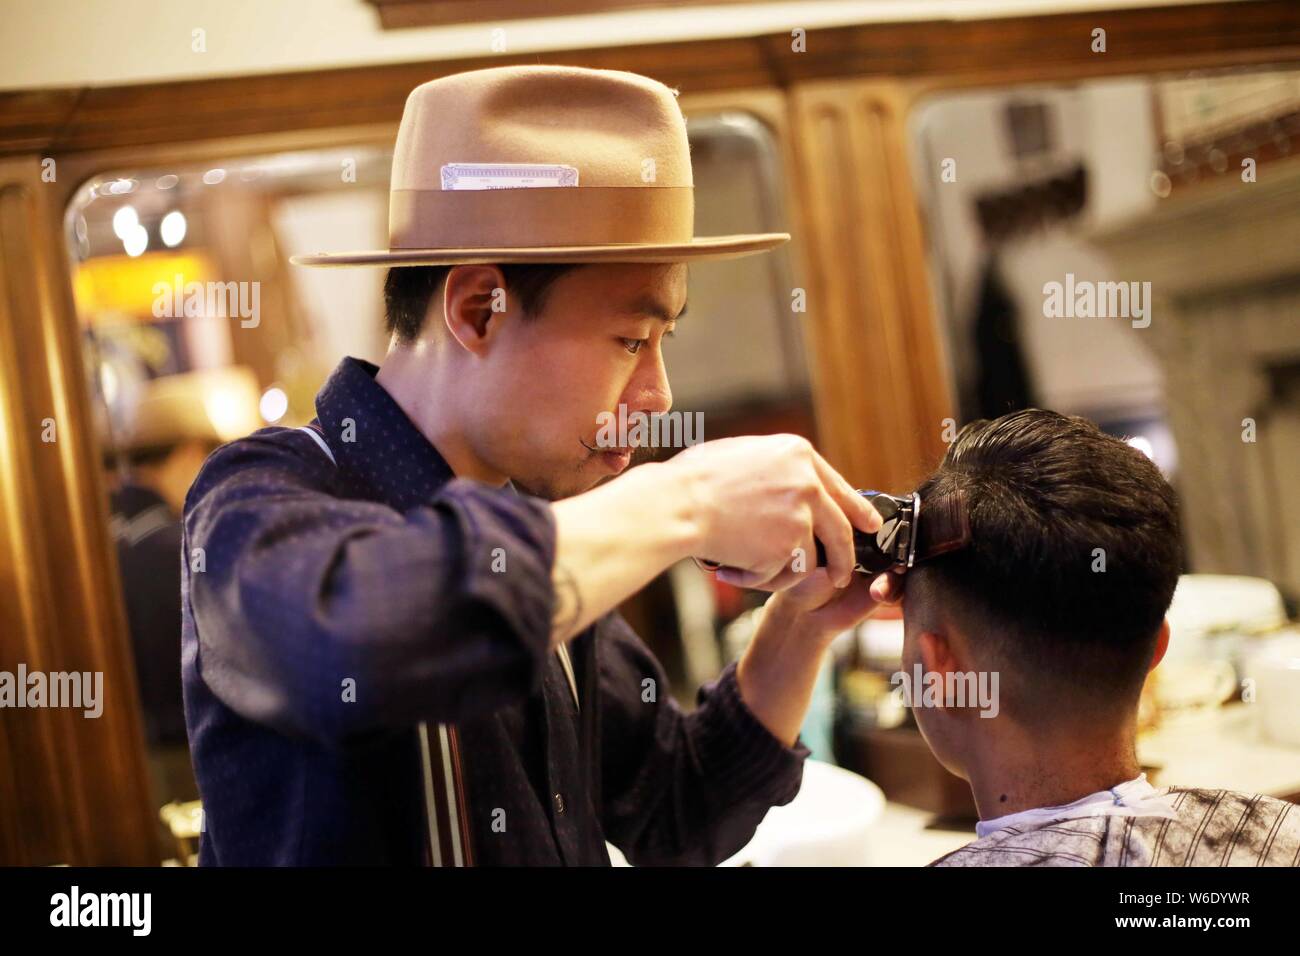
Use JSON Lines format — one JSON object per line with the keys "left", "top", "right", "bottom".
{"left": 638, "top": 354, "right": 672, "bottom": 416}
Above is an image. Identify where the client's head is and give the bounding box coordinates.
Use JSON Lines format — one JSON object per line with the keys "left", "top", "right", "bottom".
{"left": 901, "top": 409, "right": 1181, "bottom": 779}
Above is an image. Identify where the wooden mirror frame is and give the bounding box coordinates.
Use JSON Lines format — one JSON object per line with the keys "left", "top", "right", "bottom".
{"left": 1, "top": 1, "right": 1297, "bottom": 863}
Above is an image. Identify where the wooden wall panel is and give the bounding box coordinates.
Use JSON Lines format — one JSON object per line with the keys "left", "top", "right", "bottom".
{"left": 0, "top": 157, "right": 156, "bottom": 864}
{"left": 788, "top": 80, "right": 954, "bottom": 490}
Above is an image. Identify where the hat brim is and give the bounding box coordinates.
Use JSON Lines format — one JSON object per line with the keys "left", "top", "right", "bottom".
{"left": 290, "top": 233, "right": 790, "bottom": 267}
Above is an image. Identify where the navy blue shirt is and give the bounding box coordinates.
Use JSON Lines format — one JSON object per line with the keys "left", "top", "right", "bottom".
{"left": 181, "top": 356, "right": 808, "bottom": 865}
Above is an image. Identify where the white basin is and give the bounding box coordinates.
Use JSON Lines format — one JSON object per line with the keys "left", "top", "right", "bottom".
{"left": 720, "top": 759, "right": 886, "bottom": 867}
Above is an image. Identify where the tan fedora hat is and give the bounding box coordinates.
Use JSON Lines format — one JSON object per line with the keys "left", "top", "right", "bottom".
{"left": 290, "top": 65, "right": 790, "bottom": 267}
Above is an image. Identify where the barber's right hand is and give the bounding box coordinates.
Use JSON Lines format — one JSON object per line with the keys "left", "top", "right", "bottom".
{"left": 665, "top": 434, "right": 881, "bottom": 591}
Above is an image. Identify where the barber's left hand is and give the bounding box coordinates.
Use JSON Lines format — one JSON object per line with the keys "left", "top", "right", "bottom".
{"left": 735, "top": 569, "right": 904, "bottom": 747}
{"left": 762, "top": 568, "right": 904, "bottom": 643}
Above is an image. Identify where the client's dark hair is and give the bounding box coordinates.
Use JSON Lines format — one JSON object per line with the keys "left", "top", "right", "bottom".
{"left": 383, "top": 264, "right": 581, "bottom": 344}
{"left": 910, "top": 409, "right": 1182, "bottom": 719}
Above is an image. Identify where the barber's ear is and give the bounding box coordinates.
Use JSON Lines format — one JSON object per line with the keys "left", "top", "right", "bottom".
{"left": 1148, "top": 618, "right": 1171, "bottom": 673}
{"left": 442, "top": 264, "right": 507, "bottom": 353}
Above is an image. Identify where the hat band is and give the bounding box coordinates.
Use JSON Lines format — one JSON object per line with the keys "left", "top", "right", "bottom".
{"left": 388, "top": 186, "right": 694, "bottom": 249}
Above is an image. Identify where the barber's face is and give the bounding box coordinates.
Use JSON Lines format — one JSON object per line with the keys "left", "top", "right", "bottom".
{"left": 471, "top": 263, "right": 685, "bottom": 501}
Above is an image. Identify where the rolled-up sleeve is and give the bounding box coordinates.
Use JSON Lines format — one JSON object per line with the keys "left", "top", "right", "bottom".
{"left": 596, "top": 613, "right": 809, "bottom": 866}
{"left": 184, "top": 432, "right": 556, "bottom": 746}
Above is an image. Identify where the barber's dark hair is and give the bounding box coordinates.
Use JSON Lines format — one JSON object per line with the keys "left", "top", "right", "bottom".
{"left": 383, "top": 264, "right": 581, "bottom": 343}
{"left": 911, "top": 409, "right": 1182, "bottom": 718}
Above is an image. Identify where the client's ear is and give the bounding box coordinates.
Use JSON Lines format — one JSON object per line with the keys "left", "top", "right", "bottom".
{"left": 1148, "top": 618, "right": 1171, "bottom": 672}
{"left": 918, "top": 629, "right": 959, "bottom": 677}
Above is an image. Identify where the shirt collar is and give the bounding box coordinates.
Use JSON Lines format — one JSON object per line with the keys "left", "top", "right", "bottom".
{"left": 974, "top": 772, "right": 1176, "bottom": 838}
{"left": 312, "top": 356, "right": 457, "bottom": 510}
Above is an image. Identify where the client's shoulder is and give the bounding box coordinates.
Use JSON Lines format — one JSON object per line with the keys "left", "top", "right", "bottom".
{"left": 929, "top": 819, "right": 1106, "bottom": 867}
{"left": 1148, "top": 786, "right": 1300, "bottom": 866}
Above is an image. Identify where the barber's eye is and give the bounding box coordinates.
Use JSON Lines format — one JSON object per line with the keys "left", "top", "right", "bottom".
{"left": 621, "top": 338, "right": 647, "bottom": 355}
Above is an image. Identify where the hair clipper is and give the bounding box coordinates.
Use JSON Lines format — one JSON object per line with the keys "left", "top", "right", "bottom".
{"left": 695, "top": 489, "right": 970, "bottom": 578}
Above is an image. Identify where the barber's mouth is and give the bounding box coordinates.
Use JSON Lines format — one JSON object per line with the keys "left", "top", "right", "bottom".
{"left": 601, "top": 449, "right": 632, "bottom": 473}
{"left": 582, "top": 437, "right": 634, "bottom": 473}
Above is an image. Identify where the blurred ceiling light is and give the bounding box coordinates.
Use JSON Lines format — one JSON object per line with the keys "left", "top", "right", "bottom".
{"left": 111, "top": 205, "right": 139, "bottom": 240}
{"left": 106, "top": 178, "right": 138, "bottom": 195}
{"left": 1127, "top": 435, "right": 1155, "bottom": 460}
{"left": 205, "top": 387, "right": 252, "bottom": 440}
{"left": 123, "top": 224, "right": 148, "bottom": 257}
{"left": 99, "top": 363, "right": 119, "bottom": 406}
{"left": 160, "top": 210, "right": 187, "bottom": 247}
{"left": 156, "top": 174, "right": 179, "bottom": 190}
{"left": 202, "top": 168, "right": 226, "bottom": 185}
{"left": 250, "top": 153, "right": 335, "bottom": 177}
{"left": 259, "top": 386, "right": 289, "bottom": 424}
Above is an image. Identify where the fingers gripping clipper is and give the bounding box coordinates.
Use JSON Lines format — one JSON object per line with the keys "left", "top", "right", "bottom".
{"left": 694, "top": 489, "right": 971, "bottom": 577}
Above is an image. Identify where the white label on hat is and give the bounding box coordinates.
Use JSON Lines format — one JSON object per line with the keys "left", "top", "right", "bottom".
{"left": 441, "top": 163, "right": 579, "bottom": 190}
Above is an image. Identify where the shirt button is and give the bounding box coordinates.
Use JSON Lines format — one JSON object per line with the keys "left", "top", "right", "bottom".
{"left": 553, "top": 792, "right": 566, "bottom": 815}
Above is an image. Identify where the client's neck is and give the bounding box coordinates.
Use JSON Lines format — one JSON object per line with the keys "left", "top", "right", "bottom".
{"left": 962, "top": 714, "right": 1141, "bottom": 822}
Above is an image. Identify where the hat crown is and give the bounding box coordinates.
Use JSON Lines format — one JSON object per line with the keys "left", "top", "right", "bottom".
{"left": 392, "top": 65, "right": 693, "bottom": 190}
{"left": 289, "top": 64, "right": 790, "bottom": 265}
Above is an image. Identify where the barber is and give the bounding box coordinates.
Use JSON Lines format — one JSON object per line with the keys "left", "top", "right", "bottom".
{"left": 182, "top": 65, "right": 893, "bottom": 866}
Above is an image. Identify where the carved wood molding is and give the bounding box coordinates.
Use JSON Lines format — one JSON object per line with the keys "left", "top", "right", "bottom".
{"left": 1091, "top": 157, "right": 1300, "bottom": 294}
{"left": 365, "top": 0, "right": 762, "bottom": 30}
{"left": 1090, "top": 161, "right": 1300, "bottom": 598}
{"left": 4, "top": 2, "right": 1298, "bottom": 158}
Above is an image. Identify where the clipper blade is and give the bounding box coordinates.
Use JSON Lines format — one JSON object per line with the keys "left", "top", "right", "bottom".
{"left": 914, "top": 490, "right": 971, "bottom": 562}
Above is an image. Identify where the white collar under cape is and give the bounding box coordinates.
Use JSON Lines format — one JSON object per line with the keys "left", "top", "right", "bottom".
{"left": 975, "top": 773, "right": 1180, "bottom": 839}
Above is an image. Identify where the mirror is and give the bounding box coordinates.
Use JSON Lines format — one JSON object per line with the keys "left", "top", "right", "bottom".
{"left": 901, "top": 65, "right": 1300, "bottom": 764}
